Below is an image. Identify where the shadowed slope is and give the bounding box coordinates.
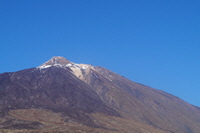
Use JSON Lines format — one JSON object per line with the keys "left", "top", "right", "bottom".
{"left": 0, "top": 67, "right": 119, "bottom": 128}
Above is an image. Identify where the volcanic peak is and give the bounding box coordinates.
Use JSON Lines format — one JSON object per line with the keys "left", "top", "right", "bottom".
{"left": 37, "top": 56, "right": 91, "bottom": 70}
{"left": 48, "top": 56, "right": 71, "bottom": 65}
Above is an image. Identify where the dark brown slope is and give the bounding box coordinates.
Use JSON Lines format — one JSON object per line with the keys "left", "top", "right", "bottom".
{"left": 0, "top": 66, "right": 119, "bottom": 130}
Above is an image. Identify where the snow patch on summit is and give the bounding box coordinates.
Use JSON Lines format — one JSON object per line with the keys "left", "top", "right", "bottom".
{"left": 37, "top": 56, "right": 90, "bottom": 70}
{"left": 37, "top": 62, "right": 90, "bottom": 70}
{"left": 38, "top": 65, "right": 52, "bottom": 69}
{"left": 37, "top": 56, "right": 93, "bottom": 81}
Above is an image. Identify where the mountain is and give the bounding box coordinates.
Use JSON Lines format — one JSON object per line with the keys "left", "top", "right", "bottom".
{"left": 0, "top": 56, "right": 200, "bottom": 133}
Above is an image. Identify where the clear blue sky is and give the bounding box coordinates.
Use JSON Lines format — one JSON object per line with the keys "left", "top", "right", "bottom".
{"left": 1, "top": 0, "right": 200, "bottom": 106}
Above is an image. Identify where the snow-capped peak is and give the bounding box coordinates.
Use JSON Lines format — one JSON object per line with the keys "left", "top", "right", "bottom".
{"left": 37, "top": 56, "right": 90, "bottom": 70}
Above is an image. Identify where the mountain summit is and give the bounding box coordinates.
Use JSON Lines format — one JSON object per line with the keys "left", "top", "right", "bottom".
{"left": 38, "top": 56, "right": 91, "bottom": 70}
{"left": 0, "top": 56, "right": 200, "bottom": 133}
{"left": 38, "top": 56, "right": 71, "bottom": 69}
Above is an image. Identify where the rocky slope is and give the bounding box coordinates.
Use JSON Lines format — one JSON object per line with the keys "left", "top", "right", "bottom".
{"left": 0, "top": 56, "right": 200, "bottom": 133}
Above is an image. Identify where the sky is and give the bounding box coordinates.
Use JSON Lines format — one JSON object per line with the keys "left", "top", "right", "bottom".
{"left": 1, "top": 0, "right": 200, "bottom": 107}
